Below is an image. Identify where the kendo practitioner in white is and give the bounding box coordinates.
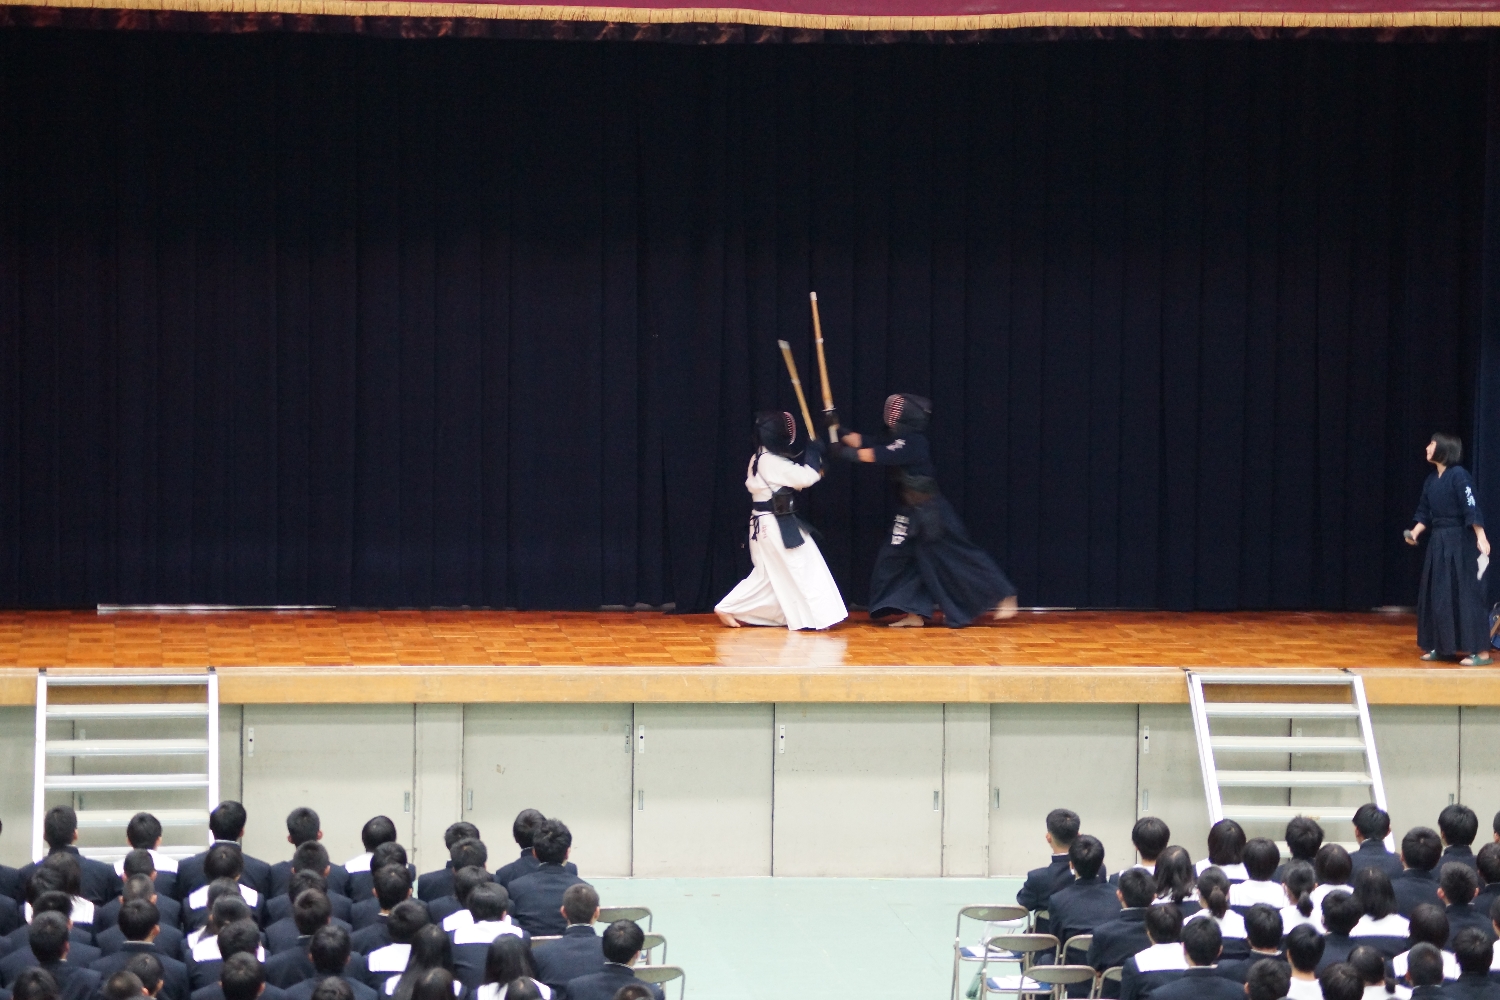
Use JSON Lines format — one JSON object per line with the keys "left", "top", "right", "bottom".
{"left": 715, "top": 411, "right": 848, "bottom": 631}
{"left": 831, "top": 393, "right": 1019, "bottom": 627}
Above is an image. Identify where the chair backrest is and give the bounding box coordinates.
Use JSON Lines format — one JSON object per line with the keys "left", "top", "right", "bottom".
{"left": 1026, "top": 966, "right": 1097, "bottom": 986}
{"left": 598, "top": 905, "right": 653, "bottom": 928}
{"left": 959, "top": 904, "right": 1030, "bottom": 923}
{"left": 984, "top": 933, "right": 1060, "bottom": 960}
{"left": 632, "top": 964, "right": 685, "bottom": 1000}
{"left": 637, "top": 932, "right": 667, "bottom": 965}
{"left": 1102, "top": 967, "right": 1123, "bottom": 983}
{"left": 1061, "top": 934, "right": 1093, "bottom": 957}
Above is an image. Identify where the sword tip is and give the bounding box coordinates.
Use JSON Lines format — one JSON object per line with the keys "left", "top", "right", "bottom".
{"left": 777, "top": 340, "right": 791, "bottom": 349}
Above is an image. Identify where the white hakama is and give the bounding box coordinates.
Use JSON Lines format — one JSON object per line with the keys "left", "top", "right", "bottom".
{"left": 715, "top": 451, "right": 848, "bottom": 631}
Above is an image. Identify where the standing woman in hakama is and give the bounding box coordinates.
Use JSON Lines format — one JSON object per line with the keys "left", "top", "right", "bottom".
{"left": 715, "top": 411, "right": 848, "bottom": 631}
{"left": 1405, "top": 432, "right": 1493, "bottom": 665}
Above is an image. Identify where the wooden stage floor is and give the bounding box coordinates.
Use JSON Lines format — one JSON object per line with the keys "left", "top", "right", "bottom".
{"left": 0, "top": 609, "right": 1488, "bottom": 705}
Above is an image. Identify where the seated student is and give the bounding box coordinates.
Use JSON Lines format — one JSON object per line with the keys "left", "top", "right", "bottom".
{"left": 1394, "top": 828, "right": 1444, "bottom": 918}
{"left": 186, "top": 892, "right": 252, "bottom": 956}
{"left": 1280, "top": 862, "right": 1321, "bottom": 934}
{"left": 2, "top": 891, "right": 101, "bottom": 976}
{"left": 265, "top": 893, "right": 340, "bottom": 983}
{"left": 1213, "top": 904, "right": 1285, "bottom": 984}
{"left": 1350, "top": 805, "right": 1405, "bottom": 882}
{"left": 1348, "top": 868, "right": 1408, "bottom": 958}
{"left": 1315, "top": 891, "right": 1362, "bottom": 972}
{"left": 1472, "top": 843, "right": 1500, "bottom": 918}
{"left": 126, "top": 952, "right": 168, "bottom": 999}
{"left": 12, "top": 967, "right": 62, "bottom": 1000}
{"left": 1244, "top": 959, "right": 1291, "bottom": 1000}
{"left": 1118, "top": 904, "right": 1187, "bottom": 1000}
{"left": 1282, "top": 924, "right": 1325, "bottom": 1000}
{"left": 188, "top": 919, "right": 264, "bottom": 993}
{"left": 530, "top": 885, "right": 602, "bottom": 998}
{"left": 269, "top": 850, "right": 352, "bottom": 927}
{"left": 1344, "top": 945, "right": 1393, "bottom": 1000}
{"left": 431, "top": 865, "right": 491, "bottom": 931}
{"left": 1111, "top": 818, "right": 1170, "bottom": 886}
{"left": 1446, "top": 927, "right": 1500, "bottom": 1000}
{"left": 1275, "top": 818, "right": 1324, "bottom": 883}
{"left": 1088, "top": 869, "right": 1157, "bottom": 998}
{"left": 102, "top": 969, "right": 147, "bottom": 1000}
{"left": 1187, "top": 869, "right": 1247, "bottom": 959}
{"left": 1196, "top": 821, "right": 1248, "bottom": 883}
{"left": 192, "top": 950, "right": 287, "bottom": 1000}
{"left": 1150, "top": 848, "right": 1198, "bottom": 917}
{"left": 1439, "top": 805, "right": 1482, "bottom": 874}
{"left": 281, "top": 927, "right": 377, "bottom": 1000}
{"left": 1016, "top": 809, "right": 1082, "bottom": 935}
{"left": 473, "top": 937, "right": 548, "bottom": 1000}
{"left": 1229, "top": 840, "right": 1284, "bottom": 910}
{"left": 360, "top": 901, "right": 429, "bottom": 988}
{"left": 560, "top": 922, "right": 661, "bottom": 1000}
{"left": 493, "top": 815, "right": 573, "bottom": 894}
{"left": 1147, "top": 918, "right": 1242, "bottom": 1000}
{"left": 370, "top": 924, "right": 452, "bottom": 999}
{"left": 89, "top": 900, "right": 189, "bottom": 1000}
{"left": 1437, "top": 863, "right": 1490, "bottom": 945}
{"left": 309, "top": 977, "right": 355, "bottom": 1000}
{"left": 349, "top": 870, "right": 414, "bottom": 952}
{"left": 1310, "top": 844, "right": 1355, "bottom": 912}
{"left": 1048, "top": 836, "right": 1121, "bottom": 963}
{"left": 1404, "top": 942, "right": 1451, "bottom": 1000}
{"left": 1316, "top": 963, "right": 1365, "bottom": 1000}
{"left": 25, "top": 855, "right": 96, "bottom": 933}
{"left": 271, "top": 813, "right": 348, "bottom": 902}
{"left": 416, "top": 828, "right": 480, "bottom": 905}
{"left": 100, "top": 858, "right": 183, "bottom": 945}
{"left": 343, "top": 824, "right": 415, "bottom": 907}
{"left": 352, "top": 852, "right": 415, "bottom": 933}
{"left": 268, "top": 877, "right": 352, "bottom": 956}
{"left": 7, "top": 913, "right": 100, "bottom": 1000}
{"left": 1392, "top": 904, "right": 1459, "bottom": 983}
{"left": 507, "top": 824, "right": 587, "bottom": 940}
{"left": 177, "top": 805, "right": 271, "bottom": 902}
{"left": 449, "top": 887, "right": 522, "bottom": 990}
{"left": 184, "top": 849, "right": 263, "bottom": 933}
{"left": 117, "top": 817, "right": 179, "bottom": 903}
{"left": 17, "top": 808, "right": 120, "bottom": 907}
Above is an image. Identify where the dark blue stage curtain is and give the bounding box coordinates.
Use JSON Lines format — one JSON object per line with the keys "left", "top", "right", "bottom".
{"left": 0, "top": 31, "right": 1494, "bottom": 612}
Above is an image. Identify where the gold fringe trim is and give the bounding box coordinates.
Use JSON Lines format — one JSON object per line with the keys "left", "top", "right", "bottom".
{"left": 7, "top": 0, "right": 1500, "bottom": 29}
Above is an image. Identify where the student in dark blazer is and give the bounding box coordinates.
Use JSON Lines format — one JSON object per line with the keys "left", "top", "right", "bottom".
{"left": 99, "top": 861, "right": 183, "bottom": 940}
{"left": 1446, "top": 928, "right": 1500, "bottom": 1000}
{"left": 280, "top": 927, "right": 378, "bottom": 1000}
{"left": 348, "top": 873, "right": 417, "bottom": 955}
{"left": 176, "top": 804, "right": 272, "bottom": 902}
{"left": 270, "top": 811, "right": 349, "bottom": 901}
{"left": 16, "top": 809, "right": 121, "bottom": 906}
{"left": 1110, "top": 818, "right": 1170, "bottom": 889}
{"left": 1313, "top": 892, "right": 1361, "bottom": 972}
{"left": 1088, "top": 870, "right": 1158, "bottom": 1000}
{"left": 0, "top": 893, "right": 100, "bottom": 979}
{"left": 1436, "top": 862, "right": 1490, "bottom": 945}
{"left": 1016, "top": 809, "right": 1082, "bottom": 936}
{"left": 269, "top": 854, "right": 352, "bottom": 928}
{"left": 124, "top": 951, "right": 168, "bottom": 998}
{"left": 1213, "top": 905, "right": 1285, "bottom": 984}
{"left": 561, "top": 922, "right": 661, "bottom": 1000}
{"left": 184, "top": 849, "right": 268, "bottom": 933}
{"left": 1117, "top": 905, "right": 1187, "bottom": 1000}
{"left": 1439, "top": 805, "right": 1482, "bottom": 874}
{"left": 1405, "top": 943, "right": 1451, "bottom": 1000}
{"left": 1347, "top": 868, "right": 1409, "bottom": 959}
{"left": 7, "top": 914, "right": 100, "bottom": 1000}
{"left": 429, "top": 867, "right": 491, "bottom": 932}
{"left": 1394, "top": 828, "right": 1445, "bottom": 918}
{"left": 187, "top": 920, "right": 264, "bottom": 993}
{"left": 1049, "top": 835, "right": 1121, "bottom": 971}
{"left": 265, "top": 893, "right": 344, "bottom": 984}
{"left": 359, "top": 901, "right": 429, "bottom": 991}
{"left": 267, "top": 880, "right": 352, "bottom": 955}
{"left": 1349, "top": 806, "right": 1404, "bottom": 882}
{"left": 493, "top": 814, "right": 579, "bottom": 895}
{"left": 507, "top": 824, "right": 588, "bottom": 940}
{"left": 529, "top": 884, "right": 603, "bottom": 996}
{"left": 1274, "top": 818, "right": 1325, "bottom": 883}
{"left": 343, "top": 837, "right": 415, "bottom": 917}
{"left": 350, "top": 851, "right": 416, "bottom": 933}
{"left": 120, "top": 814, "right": 179, "bottom": 903}
{"left": 448, "top": 886, "right": 526, "bottom": 991}
{"left": 191, "top": 952, "right": 287, "bottom": 1000}
{"left": 1345, "top": 946, "right": 1391, "bottom": 1000}
{"left": 1242, "top": 960, "right": 1290, "bottom": 1000}
{"left": 89, "top": 901, "right": 189, "bottom": 1000}
{"left": 416, "top": 826, "right": 481, "bottom": 904}
{"left": 1473, "top": 843, "right": 1500, "bottom": 918}
{"left": 1313, "top": 964, "right": 1364, "bottom": 1000}
{"left": 1144, "top": 918, "right": 1242, "bottom": 1000}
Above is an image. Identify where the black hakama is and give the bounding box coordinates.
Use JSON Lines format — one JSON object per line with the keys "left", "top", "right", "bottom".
{"left": 1413, "top": 465, "right": 1490, "bottom": 656}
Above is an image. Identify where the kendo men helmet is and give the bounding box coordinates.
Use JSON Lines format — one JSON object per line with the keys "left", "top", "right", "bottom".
{"left": 883, "top": 393, "right": 932, "bottom": 433}
{"left": 753, "top": 410, "right": 797, "bottom": 454}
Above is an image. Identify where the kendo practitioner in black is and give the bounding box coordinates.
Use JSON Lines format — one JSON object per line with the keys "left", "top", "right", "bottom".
{"left": 830, "top": 393, "right": 1018, "bottom": 627}
{"left": 1405, "top": 432, "right": 1493, "bottom": 666}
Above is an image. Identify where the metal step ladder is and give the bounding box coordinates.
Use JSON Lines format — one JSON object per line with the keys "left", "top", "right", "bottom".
{"left": 32, "top": 670, "right": 218, "bottom": 863}
{"left": 1187, "top": 671, "right": 1393, "bottom": 849}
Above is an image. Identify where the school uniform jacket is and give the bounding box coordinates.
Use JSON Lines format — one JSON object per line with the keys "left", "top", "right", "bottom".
{"left": 0, "top": 941, "right": 101, "bottom": 986}
{"left": 1049, "top": 875, "right": 1122, "bottom": 962}
{"left": 90, "top": 940, "right": 190, "bottom": 1000}
{"left": 17, "top": 848, "right": 121, "bottom": 906}
{"left": 1118, "top": 943, "right": 1188, "bottom": 1000}
{"left": 1315, "top": 932, "right": 1357, "bottom": 971}
{"left": 191, "top": 983, "right": 288, "bottom": 1000}
{"left": 1145, "top": 967, "right": 1245, "bottom": 1000}
{"left": 532, "top": 925, "right": 605, "bottom": 997}
{"left": 114, "top": 852, "right": 181, "bottom": 903}
{"left": 266, "top": 916, "right": 353, "bottom": 956}
{"left": 1016, "top": 856, "right": 1075, "bottom": 935}
{"left": 450, "top": 920, "right": 528, "bottom": 990}
{"left": 266, "top": 892, "right": 353, "bottom": 927}
{"left": 185, "top": 935, "right": 268, "bottom": 991}
{"left": 1185, "top": 911, "right": 1249, "bottom": 960}
{"left": 1351, "top": 841, "right": 1406, "bottom": 881}
{"left": 1394, "top": 869, "right": 1443, "bottom": 917}
{"left": 563, "top": 964, "right": 663, "bottom": 1000}
{"left": 1087, "top": 909, "right": 1151, "bottom": 1000}
{"left": 95, "top": 894, "right": 183, "bottom": 936}
{"left": 1442, "top": 845, "right": 1481, "bottom": 874}
{"left": 175, "top": 843, "right": 272, "bottom": 901}
{"left": 0, "top": 924, "right": 97, "bottom": 963}
{"left": 183, "top": 882, "right": 267, "bottom": 932}
{"left": 95, "top": 922, "right": 186, "bottom": 961}
{"left": 1348, "top": 913, "right": 1409, "bottom": 959}
{"left": 507, "top": 866, "right": 589, "bottom": 938}
{"left": 1446, "top": 902, "right": 1492, "bottom": 945}
{"left": 1446, "top": 972, "right": 1500, "bottom": 999}
{"left": 348, "top": 917, "right": 391, "bottom": 957}
{"left": 31, "top": 959, "right": 99, "bottom": 1000}
{"left": 269, "top": 863, "right": 350, "bottom": 901}
{"left": 416, "top": 866, "right": 455, "bottom": 904}
{"left": 1212, "top": 952, "right": 1285, "bottom": 984}
{"left": 492, "top": 853, "right": 577, "bottom": 892}
{"left": 0, "top": 900, "right": 20, "bottom": 940}
{"left": 339, "top": 858, "right": 416, "bottom": 905}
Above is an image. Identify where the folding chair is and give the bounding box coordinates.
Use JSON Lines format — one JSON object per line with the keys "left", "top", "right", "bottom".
{"left": 598, "top": 906, "right": 654, "bottom": 931}
{"left": 633, "top": 964, "right": 685, "bottom": 1000}
{"left": 1060, "top": 934, "right": 1093, "bottom": 966}
{"left": 1091, "top": 966, "right": 1123, "bottom": 1000}
{"left": 1026, "top": 965, "right": 1097, "bottom": 1000}
{"left": 952, "top": 905, "right": 1030, "bottom": 1000}
{"left": 979, "top": 933, "right": 1058, "bottom": 999}
{"left": 635, "top": 932, "right": 667, "bottom": 966}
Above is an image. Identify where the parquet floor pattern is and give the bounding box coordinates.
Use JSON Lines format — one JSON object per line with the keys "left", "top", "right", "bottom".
{"left": 0, "top": 609, "right": 1423, "bottom": 668}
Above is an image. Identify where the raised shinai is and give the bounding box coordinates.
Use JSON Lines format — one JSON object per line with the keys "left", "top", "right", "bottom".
{"left": 716, "top": 411, "right": 848, "bottom": 631}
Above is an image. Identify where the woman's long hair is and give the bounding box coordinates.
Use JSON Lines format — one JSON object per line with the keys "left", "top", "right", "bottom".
{"left": 1195, "top": 867, "right": 1230, "bottom": 919}
{"left": 391, "top": 926, "right": 454, "bottom": 1000}
{"left": 481, "top": 937, "right": 536, "bottom": 989}
{"left": 1206, "top": 820, "right": 1247, "bottom": 867}
{"left": 1154, "top": 846, "right": 1195, "bottom": 903}
{"left": 1283, "top": 861, "right": 1316, "bottom": 918}
{"left": 411, "top": 970, "right": 455, "bottom": 1000}
{"left": 1354, "top": 867, "right": 1398, "bottom": 921}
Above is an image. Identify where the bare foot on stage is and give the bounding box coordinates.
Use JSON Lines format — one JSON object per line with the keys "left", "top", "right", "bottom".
{"left": 716, "top": 611, "right": 741, "bottom": 628}
{"left": 887, "top": 613, "right": 926, "bottom": 628}
{"left": 993, "top": 595, "right": 1019, "bottom": 621}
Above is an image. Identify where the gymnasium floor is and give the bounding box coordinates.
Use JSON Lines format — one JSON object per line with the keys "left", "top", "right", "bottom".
{"left": 590, "top": 875, "right": 1027, "bottom": 999}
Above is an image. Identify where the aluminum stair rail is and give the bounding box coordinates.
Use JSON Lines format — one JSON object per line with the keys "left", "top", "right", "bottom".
{"left": 32, "top": 670, "right": 218, "bottom": 862}
{"left": 1186, "top": 671, "right": 1393, "bottom": 851}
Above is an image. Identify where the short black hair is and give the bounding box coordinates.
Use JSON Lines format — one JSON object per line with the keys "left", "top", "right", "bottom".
{"left": 1353, "top": 804, "right": 1391, "bottom": 840}
{"left": 1284, "top": 923, "right": 1325, "bottom": 973}
{"left": 219, "top": 953, "right": 265, "bottom": 1000}
{"left": 1346, "top": 945, "right": 1386, "bottom": 986}
{"left": 1207, "top": 819, "right": 1247, "bottom": 866}
{"left": 294, "top": 890, "right": 333, "bottom": 936}
{"left": 601, "top": 919, "right": 645, "bottom": 964}
{"left": 25, "top": 869, "right": 66, "bottom": 905}
{"left": 1245, "top": 958, "right": 1290, "bottom": 1000}
{"left": 449, "top": 839, "right": 487, "bottom": 870}
{"left": 1355, "top": 866, "right": 1397, "bottom": 920}
{"left": 31, "top": 891, "right": 73, "bottom": 920}
{"left": 374, "top": 865, "right": 413, "bottom": 910}
{"left": 1438, "top": 804, "right": 1479, "bottom": 847}
{"left": 1402, "top": 827, "right": 1443, "bottom": 871}
{"left": 1069, "top": 835, "right": 1105, "bottom": 881}
{"left": 1320, "top": 890, "right": 1361, "bottom": 936}
{"left": 311, "top": 978, "right": 353, "bottom": 1000}
{"left": 1244, "top": 904, "right": 1284, "bottom": 951}
{"left": 1314, "top": 844, "right": 1353, "bottom": 887}
{"left": 208, "top": 892, "right": 251, "bottom": 932}
{"left": 1317, "top": 963, "right": 1363, "bottom": 1000}
{"left": 28, "top": 912, "right": 70, "bottom": 963}
{"left": 452, "top": 867, "right": 491, "bottom": 907}
{"left": 102, "top": 971, "right": 144, "bottom": 1000}
{"left": 1181, "top": 916, "right": 1222, "bottom": 966}
{"left": 293, "top": 842, "right": 331, "bottom": 874}
{"left": 503, "top": 980, "right": 542, "bottom": 1000}
{"left": 124, "top": 953, "right": 163, "bottom": 995}
{"left": 41, "top": 853, "right": 81, "bottom": 896}
{"left": 512, "top": 810, "right": 545, "bottom": 849}
{"left": 444, "top": 823, "right": 481, "bottom": 850}
{"left": 1144, "top": 903, "right": 1183, "bottom": 944}
{"left": 1407, "top": 942, "right": 1445, "bottom": 987}
{"left": 1286, "top": 816, "right": 1324, "bottom": 862}
{"left": 562, "top": 883, "right": 600, "bottom": 924}
{"left": 1453, "top": 926, "right": 1493, "bottom": 975}
{"left": 286, "top": 808, "right": 321, "bottom": 846}
{"left": 387, "top": 900, "right": 430, "bottom": 943}
{"left": 1430, "top": 433, "right": 1463, "bottom": 466}
{"left": 532, "top": 820, "right": 572, "bottom": 865}
{"left": 204, "top": 843, "right": 244, "bottom": 881}
{"left": 1130, "top": 818, "right": 1170, "bottom": 861}
{"left": 119, "top": 899, "right": 160, "bottom": 941}
{"left": 361, "top": 816, "right": 398, "bottom": 852}
{"left": 1478, "top": 842, "right": 1500, "bottom": 885}
{"left": 217, "top": 920, "right": 261, "bottom": 961}
{"left": 209, "top": 801, "right": 248, "bottom": 843}
{"left": 1117, "top": 869, "right": 1156, "bottom": 908}
{"left": 372, "top": 842, "right": 409, "bottom": 872}
{"left": 42, "top": 807, "right": 77, "bottom": 851}
{"left": 309, "top": 925, "right": 352, "bottom": 975}
{"left": 289, "top": 870, "right": 327, "bottom": 903}
{"left": 123, "top": 850, "right": 156, "bottom": 879}
{"left": 1045, "top": 809, "right": 1081, "bottom": 847}
{"left": 12, "top": 969, "right": 59, "bottom": 1000}
{"left": 1440, "top": 861, "right": 1479, "bottom": 905}
{"left": 1407, "top": 903, "right": 1449, "bottom": 947}
{"left": 207, "top": 880, "right": 246, "bottom": 918}
{"left": 608, "top": 988, "right": 652, "bottom": 1000}
{"left": 1242, "top": 838, "right": 1280, "bottom": 881}
{"left": 465, "top": 883, "right": 509, "bottom": 922}
{"left": 411, "top": 969, "right": 455, "bottom": 1000}
{"left": 123, "top": 875, "right": 156, "bottom": 903}
{"left": 126, "top": 813, "right": 163, "bottom": 850}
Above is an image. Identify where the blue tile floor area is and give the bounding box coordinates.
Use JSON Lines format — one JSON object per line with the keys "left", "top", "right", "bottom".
{"left": 590, "top": 876, "right": 1026, "bottom": 1000}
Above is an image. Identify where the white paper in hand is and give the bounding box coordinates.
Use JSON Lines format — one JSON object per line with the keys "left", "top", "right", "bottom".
{"left": 1480, "top": 553, "right": 1490, "bottom": 580}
